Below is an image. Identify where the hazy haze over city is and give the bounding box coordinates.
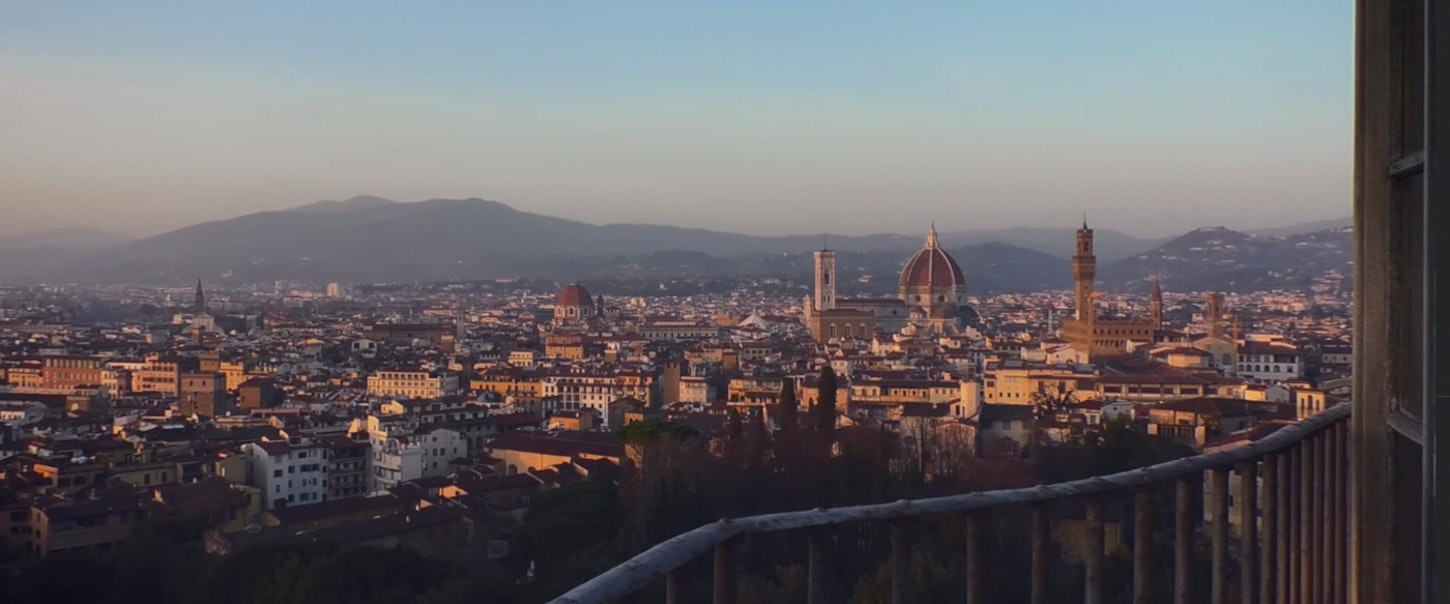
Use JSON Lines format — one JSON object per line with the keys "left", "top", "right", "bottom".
{"left": 1, "top": 1, "right": 1350, "bottom": 238}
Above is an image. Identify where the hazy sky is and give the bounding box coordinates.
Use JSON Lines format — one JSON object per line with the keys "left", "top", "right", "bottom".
{"left": 1, "top": 1, "right": 1351, "bottom": 238}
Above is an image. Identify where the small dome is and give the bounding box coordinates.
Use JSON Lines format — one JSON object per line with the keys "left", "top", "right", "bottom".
{"left": 556, "top": 283, "right": 593, "bottom": 308}
{"left": 899, "top": 225, "right": 965, "bottom": 289}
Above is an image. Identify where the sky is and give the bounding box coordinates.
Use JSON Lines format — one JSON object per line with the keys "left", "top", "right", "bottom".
{"left": 0, "top": 1, "right": 1352, "bottom": 238}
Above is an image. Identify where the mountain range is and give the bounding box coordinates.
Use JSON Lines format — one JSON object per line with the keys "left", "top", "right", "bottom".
{"left": 0, "top": 227, "right": 135, "bottom": 250}
{"left": 0, "top": 196, "right": 1350, "bottom": 293}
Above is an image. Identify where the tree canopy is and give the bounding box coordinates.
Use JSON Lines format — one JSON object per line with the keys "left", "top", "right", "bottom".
{"left": 614, "top": 419, "right": 700, "bottom": 445}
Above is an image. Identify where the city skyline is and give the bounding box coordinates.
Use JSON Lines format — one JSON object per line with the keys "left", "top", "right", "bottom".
{"left": 1, "top": 1, "right": 1350, "bottom": 237}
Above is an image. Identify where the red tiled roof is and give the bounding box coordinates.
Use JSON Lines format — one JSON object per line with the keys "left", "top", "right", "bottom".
{"left": 485, "top": 432, "right": 623, "bottom": 460}
{"left": 1154, "top": 397, "right": 1256, "bottom": 417}
{"left": 556, "top": 284, "right": 593, "bottom": 308}
{"left": 899, "top": 235, "right": 965, "bottom": 289}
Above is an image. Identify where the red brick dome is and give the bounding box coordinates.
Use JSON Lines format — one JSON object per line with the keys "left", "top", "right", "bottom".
{"left": 556, "top": 283, "right": 593, "bottom": 308}
{"left": 898, "top": 226, "right": 965, "bottom": 289}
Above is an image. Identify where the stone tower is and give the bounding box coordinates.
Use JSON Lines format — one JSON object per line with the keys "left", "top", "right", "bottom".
{"left": 1072, "top": 217, "right": 1096, "bottom": 321}
{"left": 813, "top": 243, "right": 837, "bottom": 313}
{"left": 194, "top": 278, "right": 206, "bottom": 314}
{"left": 1206, "top": 292, "right": 1225, "bottom": 338}
{"left": 1150, "top": 278, "right": 1164, "bottom": 329}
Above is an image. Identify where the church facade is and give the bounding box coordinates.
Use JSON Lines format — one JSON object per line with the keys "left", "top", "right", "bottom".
{"left": 804, "top": 226, "right": 971, "bottom": 342}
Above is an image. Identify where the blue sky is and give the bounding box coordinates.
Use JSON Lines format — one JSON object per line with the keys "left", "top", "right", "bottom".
{"left": 0, "top": 1, "right": 1352, "bottom": 237}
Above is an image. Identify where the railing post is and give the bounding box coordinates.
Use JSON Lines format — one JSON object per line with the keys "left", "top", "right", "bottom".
{"left": 713, "top": 538, "right": 736, "bottom": 604}
{"left": 1312, "top": 434, "right": 1325, "bottom": 604}
{"left": 1175, "top": 475, "right": 1195, "bottom": 604}
{"left": 1210, "top": 467, "right": 1229, "bottom": 604}
{"left": 891, "top": 520, "right": 909, "bottom": 604}
{"left": 1278, "top": 451, "right": 1292, "bottom": 604}
{"left": 808, "top": 529, "right": 829, "bottom": 604}
{"left": 1260, "top": 454, "right": 1278, "bottom": 604}
{"left": 1238, "top": 460, "right": 1259, "bottom": 604}
{"left": 965, "top": 513, "right": 982, "bottom": 604}
{"left": 1031, "top": 504, "right": 1049, "bottom": 604}
{"left": 1332, "top": 420, "right": 1347, "bottom": 604}
{"left": 665, "top": 569, "right": 680, "bottom": 604}
{"left": 1328, "top": 422, "right": 1334, "bottom": 602}
{"left": 1305, "top": 434, "right": 1316, "bottom": 599}
{"left": 1085, "top": 497, "right": 1104, "bottom": 604}
{"left": 1133, "top": 488, "right": 1153, "bottom": 604}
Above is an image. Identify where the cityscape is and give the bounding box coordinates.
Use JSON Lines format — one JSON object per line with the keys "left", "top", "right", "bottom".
{"left": 0, "top": 207, "right": 1353, "bottom": 602}
{"left": 8, "top": 1, "right": 1438, "bottom": 603}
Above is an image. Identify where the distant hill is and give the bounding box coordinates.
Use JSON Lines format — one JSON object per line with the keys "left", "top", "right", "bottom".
{"left": 0, "top": 227, "right": 135, "bottom": 250}
{"left": 1245, "top": 216, "right": 1351, "bottom": 238}
{"left": 935, "top": 226, "right": 1167, "bottom": 265}
{"left": 0, "top": 196, "right": 1350, "bottom": 292}
{"left": 287, "top": 195, "right": 399, "bottom": 214}
{"left": 493, "top": 241, "right": 1069, "bottom": 293}
{"left": 1102, "top": 226, "right": 1351, "bottom": 292}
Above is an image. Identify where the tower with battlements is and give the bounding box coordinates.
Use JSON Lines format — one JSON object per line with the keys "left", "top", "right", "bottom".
{"left": 1072, "top": 218, "right": 1096, "bottom": 321}
{"left": 1062, "top": 218, "right": 1160, "bottom": 357}
{"left": 1150, "top": 279, "right": 1164, "bottom": 329}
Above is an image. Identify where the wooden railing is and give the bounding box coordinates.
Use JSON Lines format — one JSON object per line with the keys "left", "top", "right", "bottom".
{"left": 552, "top": 403, "right": 1351, "bottom": 604}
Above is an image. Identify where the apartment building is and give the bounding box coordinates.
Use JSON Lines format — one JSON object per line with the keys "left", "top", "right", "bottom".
{"left": 542, "top": 371, "right": 654, "bottom": 427}
{"left": 39, "top": 355, "right": 107, "bottom": 390}
{"left": 367, "top": 425, "right": 466, "bottom": 494}
{"left": 23, "top": 496, "right": 148, "bottom": 559}
{"left": 325, "top": 435, "right": 370, "bottom": 500}
{"left": 1236, "top": 340, "right": 1304, "bottom": 382}
{"left": 133, "top": 355, "right": 199, "bottom": 395}
{"left": 982, "top": 359, "right": 1096, "bottom": 404}
{"left": 367, "top": 369, "right": 460, "bottom": 399}
{"left": 245, "top": 437, "right": 330, "bottom": 509}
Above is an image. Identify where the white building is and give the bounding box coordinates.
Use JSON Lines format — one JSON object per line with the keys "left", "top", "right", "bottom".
{"left": 368, "top": 425, "right": 466, "bottom": 494}
{"left": 1236, "top": 340, "right": 1304, "bottom": 382}
{"left": 541, "top": 374, "right": 627, "bottom": 425}
{"left": 1101, "top": 401, "right": 1137, "bottom": 423}
{"left": 245, "top": 437, "right": 330, "bottom": 509}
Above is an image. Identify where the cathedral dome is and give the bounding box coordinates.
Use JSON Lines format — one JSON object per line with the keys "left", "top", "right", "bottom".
{"left": 898, "top": 226, "right": 965, "bottom": 289}
{"left": 556, "top": 283, "right": 594, "bottom": 308}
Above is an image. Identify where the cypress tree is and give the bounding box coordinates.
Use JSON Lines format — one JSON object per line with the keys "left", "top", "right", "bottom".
{"left": 779, "top": 379, "right": 799, "bottom": 432}
{"left": 816, "top": 365, "right": 838, "bottom": 434}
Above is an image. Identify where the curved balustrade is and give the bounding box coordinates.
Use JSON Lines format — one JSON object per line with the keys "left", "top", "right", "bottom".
{"left": 554, "top": 403, "right": 1351, "bottom": 604}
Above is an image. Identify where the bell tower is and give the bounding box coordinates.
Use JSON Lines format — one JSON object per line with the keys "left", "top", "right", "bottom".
{"left": 1206, "top": 292, "right": 1225, "bottom": 338}
{"left": 1073, "top": 216, "right": 1096, "bottom": 321}
{"left": 1150, "top": 278, "right": 1164, "bottom": 329}
{"left": 813, "top": 238, "right": 837, "bottom": 313}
